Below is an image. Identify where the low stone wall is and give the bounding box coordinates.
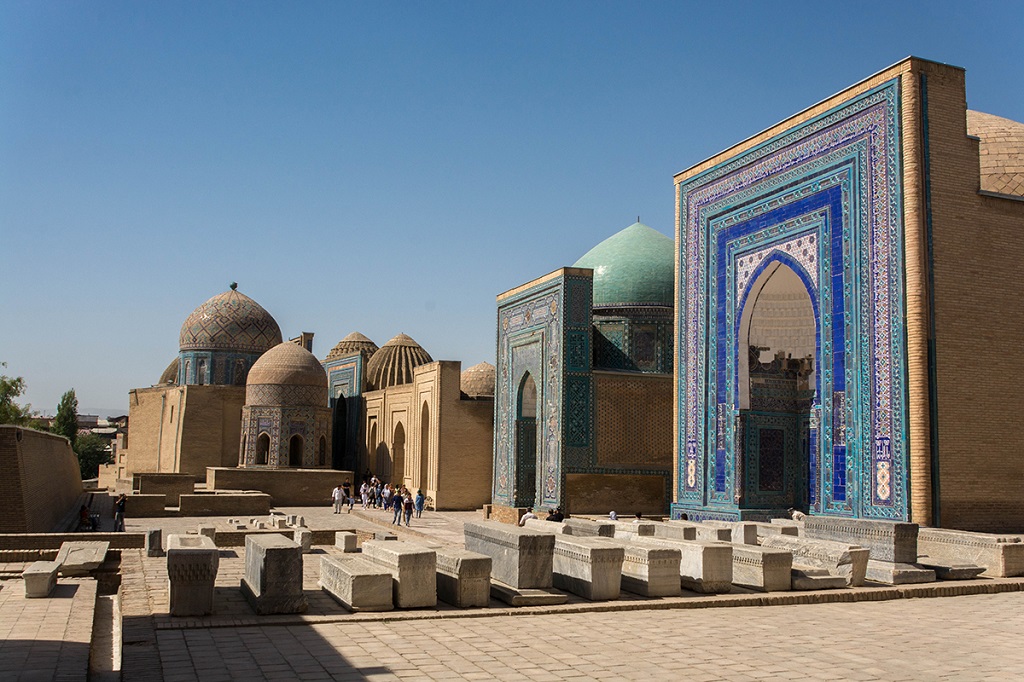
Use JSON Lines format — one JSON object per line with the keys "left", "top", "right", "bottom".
{"left": 135, "top": 473, "right": 196, "bottom": 506}
{"left": 488, "top": 504, "right": 528, "bottom": 525}
{"left": 0, "top": 532, "right": 145, "bottom": 550}
{"left": 126, "top": 493, "right": 170, "bottom": 517}
{"left": 179, "top": 493, "right": 271, "bottom": 516}
{"left": 206, "top": 467, "right": 355, "bottom": 506}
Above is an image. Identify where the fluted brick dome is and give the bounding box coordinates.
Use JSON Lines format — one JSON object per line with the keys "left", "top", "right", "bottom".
{"left": 247, "top": 342, "right": 328, "bottom": 388}
{"left": 179, "top": 288, "right": 283, "bottom": 353}
{"left": 159, "top": 357, "right": 179, "bottom": 385}
{"left": 365, "top": 333, "right": 433, "bottom": 390}
{"left": 573, "top": 222, "right": 674, "bottom": 309}
{"left": 967, "top": 110, "right": 1024, "bottom": 197}
{"left": 325, "top": 332, "right": 379, "bottom": 362}
{"left": 461, "top": 362, "right": 495, "bottom": 398}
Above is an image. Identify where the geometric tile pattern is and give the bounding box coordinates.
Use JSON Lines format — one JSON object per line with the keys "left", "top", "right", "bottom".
{"left": 179, "top": 288, "right": 282, "bottom": 354}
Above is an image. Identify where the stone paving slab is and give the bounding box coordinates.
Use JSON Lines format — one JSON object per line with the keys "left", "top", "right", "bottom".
{"left": 141, "top": 592, "right": 1024, "bottom": 680}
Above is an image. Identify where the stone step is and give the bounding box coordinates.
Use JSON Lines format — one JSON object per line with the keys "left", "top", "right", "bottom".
{"left": 918, "top": 562, "right": 986, "bottom": 580}
{"left": 791, "top": 566, "right": 848, "bottom": 590}
{"left": 490, "top": 582, "right": 568, "bottom": 606}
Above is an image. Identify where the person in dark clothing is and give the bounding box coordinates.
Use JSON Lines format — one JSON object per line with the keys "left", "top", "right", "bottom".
{"left": 113, "top": 493, "right": 127, "bottom": 532}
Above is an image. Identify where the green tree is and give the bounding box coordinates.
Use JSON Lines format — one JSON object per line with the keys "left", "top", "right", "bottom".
{"left": 53, "top": 389, "right": 79, "bottom": 446}
{"left": 74, "top": 433, "right": 112, "bottom": 479}
{"left": 0, "top": 362, "right": 32, "bottom": 425}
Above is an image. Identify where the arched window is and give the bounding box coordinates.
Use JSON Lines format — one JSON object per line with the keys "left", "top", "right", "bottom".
{"left": 514, "top": 372, "right": 539, "bottom": 508}
{"left": 197, "top": 359, "right": 208, "bottom": 385}
{"left": 318, "top": 436, "right": 327, "bottom": 467}
{"left": 289, "top": 434, "right": 304, "bottom": 467}
{"left": 256, "top": 433, "right": 270, "bottom": 465}
{"left": 393, "top": 422, "right": 406, "bottom": 485}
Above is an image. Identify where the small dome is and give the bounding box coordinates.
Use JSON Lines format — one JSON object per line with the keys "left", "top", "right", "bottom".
{"left": 325, "top": 332, "right": 379, "bottom": 362}
{"left": 158, "top": 357, "right": 179, "bottom": 385}
{"left": 461, "top": 362, "right": 496, "bottom": 398}
{"left": 967, "top": 110, "right": 1024, "bottom": 197}
{"left": 179, "top": 288, "right": 283, "bottom": 354}
{"left": 573, "top": 222, "right": 674, "bottom": 308}
{"left": 365, "top": 333, "right": 433, "bottom": 390}
{"left": 247, "top": 342, "right": 328, "bottom": 388}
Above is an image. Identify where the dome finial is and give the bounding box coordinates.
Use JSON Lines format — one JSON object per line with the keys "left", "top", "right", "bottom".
{"left": 230, "top": 281, "right": 238, "bottom": 291}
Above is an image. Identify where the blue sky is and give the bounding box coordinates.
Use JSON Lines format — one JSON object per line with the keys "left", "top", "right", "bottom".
{"left": 2, "top": 1, "right": 1022, "bottom": 415}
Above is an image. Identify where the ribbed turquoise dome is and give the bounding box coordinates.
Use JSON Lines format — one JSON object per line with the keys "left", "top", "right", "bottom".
{"left": 572, "top": 222, "right": 674, "bottom": 308}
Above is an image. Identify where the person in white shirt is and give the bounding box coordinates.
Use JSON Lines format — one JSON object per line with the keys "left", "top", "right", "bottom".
{"left": 331, "top": 484, "right": 345, "bottom": 514}
{"left": 519, "top": 507, "right": 537, "bottom": 526}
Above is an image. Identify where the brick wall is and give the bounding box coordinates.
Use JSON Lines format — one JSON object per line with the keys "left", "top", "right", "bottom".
{"left": 0, "top": 426, "right": 83, "bottom": 532}
{"left": 917, "top": 62, "right": 1024, "bottom": 531}
{"left": 566, "top": 473, "right": 665, "bottom": 516}
{"left": 594, "top": 372, "right": 672, "bottom": 469}
{"left": 178, "top": 492, "right": 272, "bottom": 515}
{"left": 136, "top": 473, "right": 195, "bottom": 505}
{"left": 205, "top": 467, "right": 353, "bottom": 506}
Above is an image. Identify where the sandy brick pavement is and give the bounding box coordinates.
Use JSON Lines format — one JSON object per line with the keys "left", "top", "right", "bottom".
{"left": 147, "top": 592, "right": 1024, "bottom": 681}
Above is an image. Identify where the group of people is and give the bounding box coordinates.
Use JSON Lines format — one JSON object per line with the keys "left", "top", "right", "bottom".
{"left": 517, "top": 506, "right": 565, "bottom": 526}
{"left": 332, "top": 474, "right": 426, "bottom": 527}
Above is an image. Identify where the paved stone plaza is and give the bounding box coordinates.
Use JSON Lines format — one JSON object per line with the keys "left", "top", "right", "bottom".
{"left": 148, "top": 593, "right": 1024, "bottom": 681}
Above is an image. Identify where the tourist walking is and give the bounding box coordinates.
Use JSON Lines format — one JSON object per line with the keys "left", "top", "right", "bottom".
{"left": 342, "top": 480, "right": 353, "bottom": 512}
{"left": 414, "top": 489, "right": 425, "bottom": 518}
{"left": 360, "top": 481, "right": 369, "bottom": 509}
{"left": 391, "top": 491, "right": 404, "bottom": 526}
{"left": 113, "top": 493, "right": 127, "bottom": 532}
{"left": 332, "top": 483, "right": 345, "bottom": 513}
{"left": 403, "top": 493, "right": 414, "bottom": 526}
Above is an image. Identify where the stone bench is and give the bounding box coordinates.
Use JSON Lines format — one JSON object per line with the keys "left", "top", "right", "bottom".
{"left": 464, "top": 521, "right": 555, "bottom": 589}
{"left": 552, "top": 536, "right": 624, "bottom": 601}
{"left": 617, "top": 541, "right": 681, "bottom": 597}
{"left": 362, "top": 541, "right": 437, "bottom": 608}
{"left": 563, "top": 518, "right": 616, "bottom": 537}
{"left": 761, "top": 535, "right": 869, "bottom": 586}
{"left": 730, "top": 544, "right": 792, "bottom": 592}
{"left": 635, "top": 537, "right": 732, "bottom": 593}
{"left": 435, "top": 548, "right": 492, "bottom": 608}
{"left": 523, "top": 518, "right": 571, "bottom": 534}
{"left": 665, "top": 519, "right": 731, "bottom": 542}
{"left": 241, "top": 534, "right": 307, "bottom": 615}
{"left": 55, "top": 540, "right": 110, "bottom": 577}
{"left": 703, "top": 520, "right": 758, "bottom": 545}
{"left": 23, "top": 561, "right": 59, "bottom": 598}
{"left": 319, "top": 555, "right": 393, "bottom": 612}
{"left": 167, "top": 534, "right": 219, "bottom": 616}
{"left": 917, "top": 527, "right": 1024, "bottom": 578}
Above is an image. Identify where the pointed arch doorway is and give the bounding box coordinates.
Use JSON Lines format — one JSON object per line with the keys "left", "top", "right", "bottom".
{"left": 514, "top": 372, "right": 539, "bottom": 509}
{"left": 736, "top": 258, "right": 819, "bottom": 513}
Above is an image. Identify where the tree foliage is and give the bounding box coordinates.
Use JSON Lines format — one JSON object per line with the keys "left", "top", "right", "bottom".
{"left": 74, "top": 433, "right": 111, "bottom": 479}
{"left": 0, "top": 362, "right": 32, "bottom": 425}
{"left": 54, "top": 389, "right": 79, "bottom": 446}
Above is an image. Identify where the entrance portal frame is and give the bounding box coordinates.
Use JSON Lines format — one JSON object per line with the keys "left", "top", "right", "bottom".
{"left": 674, "top": 80, "right": 909, "bottom": 522}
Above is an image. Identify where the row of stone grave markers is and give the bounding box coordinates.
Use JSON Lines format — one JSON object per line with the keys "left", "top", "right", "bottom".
{"left": 154, "top": 515, "right": 1024, "bottom": 617}
{"left": 21, "top": 540, "right": 110, "bottom": 598}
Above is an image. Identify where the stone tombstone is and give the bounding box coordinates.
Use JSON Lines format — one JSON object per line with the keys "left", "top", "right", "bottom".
{"left": 552, "top": 536, "right": 625, "bottom": 601}
{"left": 761, "top": 535, "right": 869, "bottom": 586}
{"left": 523, "top": 518, "right": 571, "bottom": 534}
{"left": 563, "top": 518, "right": 615, "bottom": 537}
{"left": 610, "top": 520, "right": 657, "bottom": 540}
{"left": 361, "top": 541, "right": 437, "bottom": 608}
{"left": 917, "top": 528, "right": 1024, "bottom": 578}
{"left": 651, "top": 522, "right": 698, "bottom": 542}
{"left": 617, "top": 541, "right": 681, "bottom": 598}
{"left": 198, "top": 525, "right": 216, "bottom": 542}
{"left": 464, "top": 520, "right": 555, "bottom": 589}
{"left": 166, "top": 534, "right": 219, "bottom": 616}
{"left": 274, "top": 518, "right": 289, "bottom": 530}
{"left": 241, "top": 534, "right": 307, "bottom": 615}
{"left": 703, "top": 520, "right": 758, "bottom": 545}
{"left": 753, "top": 522, "right": 800, "bottom": 542}
{"left": 435, "top": 548, "right": 492, "bottom": 608}
{"left": 294, "top": 528, "right": 312, "bottom": 554}
{"left": 55, "top": 541, "right": 109, "bottom": 577}
{"left": 636, "top": 537, "right": 732, "bottom": 594}
{"left": 319, "top": 556, "right": 393, "bottom": 612}
{"left": 375, "top": 531, "right": 398, "bottom": 541}
{"left": 731, "top": 545, "right": 792, "bottom": 592}
{"left": 146, "top": 529, "right": 164, "bottom": 557}
{"left": 803, "top": 516, "right": 918, "bottom": 564}
{"left": 287, "top": 514, "right": 298, "bottom": 525}
{"left": 295, "top": 516, "right": 306, "bottom": 528}
{"left": 335, "top": 531, "right": 359, "bottom": 553}
{"left": 665, "top": 519, "right": 731, "bottom": 541}
{"left": 23, "top": 561, "right": 59, "bottom": 598}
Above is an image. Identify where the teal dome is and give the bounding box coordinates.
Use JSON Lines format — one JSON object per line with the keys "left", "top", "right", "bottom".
{"left": 572, "top": 222, "right": 674, "bottom": 308}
